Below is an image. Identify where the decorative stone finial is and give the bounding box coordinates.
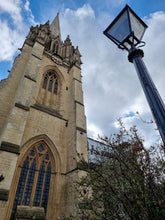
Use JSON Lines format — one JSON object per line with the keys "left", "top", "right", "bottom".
{"left": 36, "top": 21, "right": 51, "bottom": 45}
{"left": 72, "top": 46, "right": 82, "bottom": 67}
{"left": 25, "top": 25, "right": 39, "bottom": 46}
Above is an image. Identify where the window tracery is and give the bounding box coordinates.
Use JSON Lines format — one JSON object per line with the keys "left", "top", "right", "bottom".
{"left": 10, "top": 144, "right": 51, "bottom": 220}
{"left": 42, "top": 71, "right": 58, "bottom": 94}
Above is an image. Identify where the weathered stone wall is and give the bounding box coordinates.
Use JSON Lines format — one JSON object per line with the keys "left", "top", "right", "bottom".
{"left": 0, "top": 20, "right": 88, "bottom": 219}
{"left": 0, "top": 44, "right": 32, "bottom": 139}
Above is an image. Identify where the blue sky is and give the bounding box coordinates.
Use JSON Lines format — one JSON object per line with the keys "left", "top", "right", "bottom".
{"left": 0, "top": 0, "right": 165, "bottom": 146}
{"left": 27, "top": 0, "right": 165, "bottom": 18}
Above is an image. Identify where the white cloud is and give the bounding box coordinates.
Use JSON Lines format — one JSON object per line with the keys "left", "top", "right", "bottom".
{"left": 64, "top": 4, "right": 95, "bottom": 22}
{"left": 110, "top": 0, "right": 128, "bottom": 7}
{"left": 65, "top": 4, "right": 95, "bottom": 20}
{"left": 0, "top": 0, "right": 22, "bottom": 24}
{"left": 0, "top": 0, "right": 36, "bottom": 63}
{"left": 144, "top": 11, "right": 165, "bottom": 102}
{"left": 88, "top": 123, "right": 103, "bottom": 138}
{"left": 24, "top": 0, "right": 30, "bottom": 12}
{"left": 75, "top": 4, "right": 95, "bottom": 19}
{"left": 0, "top": 19, "right": 24, "bottom": 61}
{"left": 1, "top": 2, "right": 165, "bottom": 146}
{"left": 60, "top": 5, "right": 165, "bottom": 146}
{"left": 24, "top": 0, "right": 36, "bottom": 25}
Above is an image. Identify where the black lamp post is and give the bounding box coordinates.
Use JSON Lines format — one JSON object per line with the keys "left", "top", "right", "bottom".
{"left": 103, "top": 5, "right": 165, "bottom": 147}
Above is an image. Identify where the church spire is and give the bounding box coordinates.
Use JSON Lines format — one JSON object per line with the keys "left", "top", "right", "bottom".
{"left": 50, "top": 12, "right": 61, "bottom": 40}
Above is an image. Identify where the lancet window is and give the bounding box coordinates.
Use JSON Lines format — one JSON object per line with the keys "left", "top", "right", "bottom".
{"left": 10, "top": 144, "right": 51, "bottom": 220}
{"left": 42, "top": 71, "right": 58, "bottom": 94}
{"left": 52, "top": 41, "right": 59, "bottom": 54}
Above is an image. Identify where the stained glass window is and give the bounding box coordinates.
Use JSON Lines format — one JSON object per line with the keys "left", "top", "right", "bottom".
{"left": 22, "top": 159, "right": 36, "bottom": 205}
{"left": 29, "top": 150, "right": 35, "bottom": 156}
{"left": 33, "top": 161, "right": 45, "bottom": 206}
{"left": 10, "top": 144, "right": 52, "bottom": 220}
{"left": 10, "top": 157, "right": 29, "bottom": 220}
{"left": 42, "top": 163, "right": 51, "bottom": 212}
{"left": 38, "top": 145, "right": 44, "bottom": 152}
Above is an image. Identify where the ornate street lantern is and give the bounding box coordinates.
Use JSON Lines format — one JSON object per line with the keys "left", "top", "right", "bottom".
{"left": 103, "top": 5, "right": 165, "bottom": 148}
{"left": 103, "top": 5, "right": 148, "bottom": 50}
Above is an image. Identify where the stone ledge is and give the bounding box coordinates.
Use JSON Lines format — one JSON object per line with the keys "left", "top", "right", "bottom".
{"left": 73, "top": 77, "right": 82, "bottom": 83}
{"left": 0, "top": 188, "right": 9, "bottom": 201}
{"left": 75, "top": 100, "right": 84, "bottom": 106}
{"left": 15, "top": 102, "right": 30, "bottom": 111}
{"left": 0, "top": 141, "right": 20, "bottom": 154}
{"left": 24, "top": 74, "right": 37, "bottom": 82}
{"left": 32, "top": 52, "right": 42, "bottom": 60}
{"left": 31, "top": 103, "right": 68, "bottom": 122}
{"left": 16, "top": 205, "right": 45, "bottom": 220}
{"left": 61, "top": 163, "right": 87, "bottom": 175}
{"left": 76, "top": 126, "right": 86, "bottom": 133}
{"left": 61, "top": 167, "right": 78, "bottom": 175}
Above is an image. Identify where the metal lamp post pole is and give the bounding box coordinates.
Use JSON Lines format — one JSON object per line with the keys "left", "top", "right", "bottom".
{"left": 128, "top": 47, "right": 165, "bottom": 146}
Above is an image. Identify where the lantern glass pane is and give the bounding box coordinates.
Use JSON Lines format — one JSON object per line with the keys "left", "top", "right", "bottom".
{"left": 107, "top": 10, "right": 130, "bottom": 43}
{"left": 129, "top": 11, "right": 146, "bottom": 41}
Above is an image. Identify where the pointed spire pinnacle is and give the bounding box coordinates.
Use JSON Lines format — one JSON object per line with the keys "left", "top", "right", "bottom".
{"left": 50, "top": 13, "right": 61, "bottom": 40}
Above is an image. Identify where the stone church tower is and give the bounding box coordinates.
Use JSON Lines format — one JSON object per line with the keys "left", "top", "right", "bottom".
{"left": 0, "top": 14, "right": 88, "bottom": 220}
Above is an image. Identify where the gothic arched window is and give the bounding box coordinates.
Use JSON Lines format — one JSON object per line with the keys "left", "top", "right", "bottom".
{"left": 55, "top": 45, "right": 59, "bottom": 54}
{"left": 48, "top": 76, "right": 53, "bottom": 92}
{"left": 42, "top": 75, "right": 48, "bottom": 89}
{"left": 42, "top": 71, "right": 58, "bottom": 94}
{"left": 52, "top": 43, "right": 55, "bottom": 52}
{"left": 10, "top": 144, "right": 51, "bottom": 220}
{"left": 52, "top": 41, "right": 59, "bottom": 54}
